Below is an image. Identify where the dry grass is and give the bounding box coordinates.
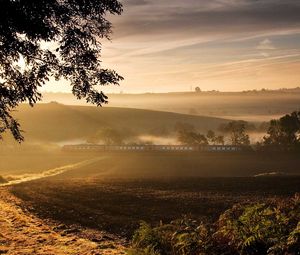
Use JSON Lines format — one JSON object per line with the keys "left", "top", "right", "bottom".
{"left": 0, "top": 188, "right": 125, "bottom": 255}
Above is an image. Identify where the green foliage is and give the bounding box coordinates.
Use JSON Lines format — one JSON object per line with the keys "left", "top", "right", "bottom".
{"left": 216, "top": 194, "right": 300, "bottom": 254}
{"left": 131, "top": 217, "right": 212, "bottom": 255}
{"left": 131, "top": 222, "right": 165, "bottom": 255}
{"left": 130, "top": 195, "right": 300, "bottom": 255}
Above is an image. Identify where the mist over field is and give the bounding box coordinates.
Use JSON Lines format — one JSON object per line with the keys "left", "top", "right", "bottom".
{"left": 43, "top": 89, "right": 300, "bottom": 122}
{"left": 1, "top": 0, "right": 300, "bottom": 254}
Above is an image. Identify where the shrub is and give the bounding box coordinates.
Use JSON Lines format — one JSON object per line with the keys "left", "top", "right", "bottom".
{"left": 130, "top": 217, "right": 212, "bottom": 255}
{"left": 215, "top": 194, "right": 300, "bottom": 254}
{"left": 130, "top": 195, "right": 300, "bottom": 255}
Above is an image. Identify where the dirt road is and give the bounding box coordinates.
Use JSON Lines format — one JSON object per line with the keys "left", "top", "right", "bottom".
{"left": 0, "top": 157, "right": 106, "bottom": 187}
{"left": 0, "top": 186, "right": 126, "bottom": 255}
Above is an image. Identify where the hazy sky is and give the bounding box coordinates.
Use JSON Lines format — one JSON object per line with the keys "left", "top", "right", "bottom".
{"left": 44, "top": 0, "right": 300, "bottom": 93}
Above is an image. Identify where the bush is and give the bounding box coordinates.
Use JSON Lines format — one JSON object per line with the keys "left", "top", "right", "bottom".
{"left": 130, "top": 195, "right": 300, "bottom": 255}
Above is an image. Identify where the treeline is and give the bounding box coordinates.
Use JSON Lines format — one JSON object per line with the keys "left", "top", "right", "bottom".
{"left": 259, "top": 111, "right": 300, "bottom": 149}
{"left": 177, "top": 111, "right": 300, "bottom": 149}
{"left": 86, "top": 121, "right": 252, "bottom": 146}
{"left": 86, "top": 111, "right": 300, "bottom": 149}
{"left": 129, "top": 194, "right": 300, "bottom": 255}
{"left": 176, "top": 121, "right": 250, "bottom": 146}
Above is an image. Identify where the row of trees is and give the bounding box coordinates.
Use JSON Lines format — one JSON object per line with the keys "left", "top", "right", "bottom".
{"left": 177, "top": 111, "right": 300, "bottom": 148}
{"left": 86, "top": 121, "right": 251, "bottom": 146}
{"left": 177, "top": 121, "right": 250, "bottom": 146}
{"left": 85, "top": 111, "right": 300, "bottom": 148}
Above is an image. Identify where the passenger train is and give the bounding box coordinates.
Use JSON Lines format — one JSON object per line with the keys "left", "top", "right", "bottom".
{"left": 62, "top": 144, "right": 252, "bottom": 152}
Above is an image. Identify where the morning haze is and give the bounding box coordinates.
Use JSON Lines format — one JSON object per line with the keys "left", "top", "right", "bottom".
{"left": 0, "top": 1, "right": 300, "bottom": 254}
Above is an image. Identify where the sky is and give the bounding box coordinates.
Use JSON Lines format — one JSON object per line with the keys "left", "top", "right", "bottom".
{"left": 44, "top": 0, "right": 300, "bottom": 93}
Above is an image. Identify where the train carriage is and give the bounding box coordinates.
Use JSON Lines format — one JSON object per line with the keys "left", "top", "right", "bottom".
{"left": 62, "top": 144, "right": 252, "bottom": 152}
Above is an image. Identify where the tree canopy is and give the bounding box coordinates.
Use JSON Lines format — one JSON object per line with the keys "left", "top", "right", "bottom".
{"left": 222, "top": 121, "right": 250, "bottom": 146}
{"left": 263, "top": 111, "right": 300, "bottom": 147}
{"left": 0, "top": 0, "right": 123, "bottom": 142}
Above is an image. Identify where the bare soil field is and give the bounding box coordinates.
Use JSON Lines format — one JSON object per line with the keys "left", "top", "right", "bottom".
{"left": 10, "top": 176, "right": 300, "bottom": 239}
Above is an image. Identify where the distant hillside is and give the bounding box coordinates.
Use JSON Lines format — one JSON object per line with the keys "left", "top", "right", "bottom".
{"left": 12, "top": 103, "right": 229, "bottom": 143}
{"left": 42, "top": 89, "right": 300, "bottom": 121}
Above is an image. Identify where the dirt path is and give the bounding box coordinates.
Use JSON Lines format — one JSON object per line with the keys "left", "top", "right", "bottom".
{"left": 0, "top": 188, "right": 126, "bottom": 255}
{"left": 0, "top": 157, "right": 106, "bottom": 187}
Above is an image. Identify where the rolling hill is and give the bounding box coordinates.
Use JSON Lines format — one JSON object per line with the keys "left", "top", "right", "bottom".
{"left": 42, "top": 89, "right": 300, "bottom": 121}
{"left": 11, "top": 103, "right": 229, "bottom": 143}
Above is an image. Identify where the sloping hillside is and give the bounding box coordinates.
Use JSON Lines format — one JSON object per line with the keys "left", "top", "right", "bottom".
{"left": 12, "top": 103, "right": 229, "bottom": 142}
{"left": 42, "top": 90, "right": 300, "bottom": 121}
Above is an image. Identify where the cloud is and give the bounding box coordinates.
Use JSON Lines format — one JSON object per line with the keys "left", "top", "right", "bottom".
{"left": 257, "top": 39, "right": 276, "bottom": 50}
{"left": 123, "top": 0, "right": 149, "bottom": 6}
{"left": 99, "top": 0, "right": 300, "bottom": 93}
{"left": 115, "top": 0, "right": 300, "bottom": 42}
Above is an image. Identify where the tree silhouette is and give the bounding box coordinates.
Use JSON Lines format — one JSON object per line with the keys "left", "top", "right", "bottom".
{"left": 177, "top": 129, "right": 208, "bottom": 146}
{"left": 195, "top": 87, "right": 201, "bottom": 93}
{"left": 0, "top": 0, "right": 123, "bottom": 142}
{"left": 206, "top": 130, "right": 216, "bottom": 144}
{"left": 223, "top": 121, "right": 250, "bottom": 145}
{"left": 215, "top": 135, "right": 225, "bottom": 145}
{"left": 87, "top": 128, "right": 124, "bottom": 145}
{"left": 263, "top": 111, "right": 300, "bottom": 146}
